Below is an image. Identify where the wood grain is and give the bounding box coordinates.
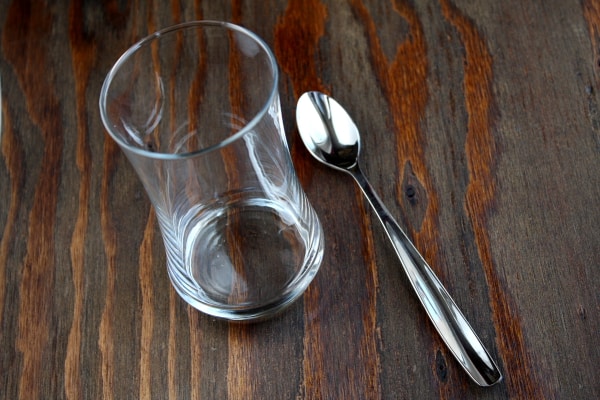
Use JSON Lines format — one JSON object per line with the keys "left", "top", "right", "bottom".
{"left": 439, "top": 1, "right": 545, "bottom": 398}
{"left": 350, "top": 1, "right": 483, "bottom": 396}
{"left": 64, "top": 1, "right": 97, "bottom": 399}
{"left": 1, "top": 0, "right": 599, "bottom": 399}
{"left": 276, "top": 1, "right": 333, "bottom": 399}
{"left": 2, "top": 1, "right": 63, "bottom": 398}
{"left": 0, "top": 74, "right": 24, "bottom": 365}
{"left": 99, "top": 122, "right": 118, "bottom": 400}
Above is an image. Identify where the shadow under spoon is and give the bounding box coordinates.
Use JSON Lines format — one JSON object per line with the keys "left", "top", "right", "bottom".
{"left": 296, "top": 91, "right": 503, "bottom": 387}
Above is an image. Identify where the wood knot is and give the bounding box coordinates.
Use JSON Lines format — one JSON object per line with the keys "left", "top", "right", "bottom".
{"left": 435, "top": 349, "right": 448, "bottom": 382}
{"left": 144, "top": 137, "right": 157, "bottom": 152}
{"left": 400, "top": 161, "right": 428, "bottom": 229}
{"left": 577, "top": 304, "right": 587, "bottom": 321}
{"left": 405, "top": 184, "right": 417, "bottom": 200}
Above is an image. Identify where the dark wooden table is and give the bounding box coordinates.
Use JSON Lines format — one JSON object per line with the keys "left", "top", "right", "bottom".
{"left": 1, "top": 0, "right": 599, "bottom": 399}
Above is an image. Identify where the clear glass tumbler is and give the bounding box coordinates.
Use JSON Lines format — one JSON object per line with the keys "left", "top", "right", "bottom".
{"left": 99, "top": 21, "right": 324, "bottom": 321}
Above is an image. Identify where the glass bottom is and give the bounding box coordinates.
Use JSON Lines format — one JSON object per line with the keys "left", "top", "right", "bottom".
{"left": 159, "top": 196, "right": 324, "bottom": 321}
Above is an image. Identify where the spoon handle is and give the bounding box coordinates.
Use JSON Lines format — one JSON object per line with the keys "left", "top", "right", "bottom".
{"left": 349, "top": 165, "right": 502, "bottom": 387}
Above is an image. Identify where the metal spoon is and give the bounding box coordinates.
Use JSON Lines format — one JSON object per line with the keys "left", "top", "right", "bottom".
{"left": 296, "top": 91, "right": 502, "bottom": 387}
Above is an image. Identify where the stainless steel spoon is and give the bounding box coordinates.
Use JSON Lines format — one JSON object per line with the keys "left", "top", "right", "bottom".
{"left": 296, "top": 91, "right": 502, "bottom": 387}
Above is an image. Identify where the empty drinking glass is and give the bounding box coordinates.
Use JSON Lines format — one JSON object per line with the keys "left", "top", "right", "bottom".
{"left": 99, "top": 21, "right": 324, "bottom": 321}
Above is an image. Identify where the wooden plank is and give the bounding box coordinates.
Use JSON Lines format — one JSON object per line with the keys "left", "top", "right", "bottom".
{"left": 0, "top": 0, "right": 599, "bottom": 398}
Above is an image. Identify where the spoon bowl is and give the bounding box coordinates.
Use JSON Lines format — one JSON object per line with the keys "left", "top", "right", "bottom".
{"left": 297, "top": 91, "right": 360, "bottom": 171}
{"left": 296, "top": 91, "right": 503, "bottom": 387}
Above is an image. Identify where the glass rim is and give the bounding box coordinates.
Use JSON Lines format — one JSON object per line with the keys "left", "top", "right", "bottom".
{"left": 98, "top": 20, "right": 280, "bottom": 160}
